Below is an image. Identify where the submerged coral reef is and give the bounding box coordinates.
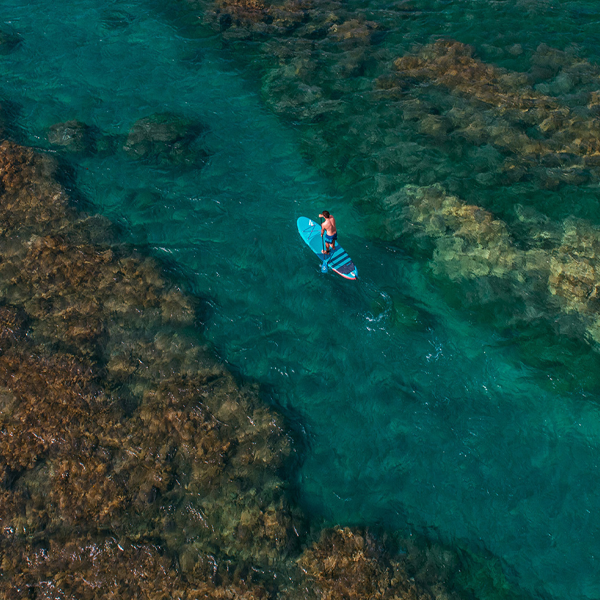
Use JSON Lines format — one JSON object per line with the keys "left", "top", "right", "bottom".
{"left": 378, "top": 182, "right": 600, "bottom": 349}
{"left": 0, "top": 138, "right": 463, "bottom": 597}
{"left": 389, "top": 41, "right": 600, "bottom": 189}
{"left": 291, "top": 527, "right": 448, "bottom": 600}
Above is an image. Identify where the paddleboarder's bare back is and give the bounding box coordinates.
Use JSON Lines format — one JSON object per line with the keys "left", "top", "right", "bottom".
{"left": 319, "top": 211, "right": 337, "bottom": 254}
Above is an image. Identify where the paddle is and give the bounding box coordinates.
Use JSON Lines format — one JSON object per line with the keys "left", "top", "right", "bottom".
{"left": 320, "top": 217, "right": 329, "bottom": 272}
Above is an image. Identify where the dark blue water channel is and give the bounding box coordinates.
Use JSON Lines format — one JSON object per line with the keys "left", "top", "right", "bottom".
{"left": 2, "top": 0, "right": 600, "bottom": 598}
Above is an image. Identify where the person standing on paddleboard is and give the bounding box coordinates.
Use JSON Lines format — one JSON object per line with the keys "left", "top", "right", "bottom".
{"left": 319, "top": 211, "right": 337, "bottom": 254}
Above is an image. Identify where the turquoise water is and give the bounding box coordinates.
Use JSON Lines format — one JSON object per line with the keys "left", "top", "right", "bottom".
{"left": 3, "top": 0, "right": 600, "bottom": 598}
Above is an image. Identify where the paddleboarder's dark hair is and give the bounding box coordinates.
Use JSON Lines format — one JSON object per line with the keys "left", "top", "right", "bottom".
{"left": 321, "top": 210, "right": 330, "bottom": 218}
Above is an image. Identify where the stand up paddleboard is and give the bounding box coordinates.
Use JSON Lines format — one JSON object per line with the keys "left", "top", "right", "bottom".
{"left": 297, "top": 216, "right": 357, "bottom": 280}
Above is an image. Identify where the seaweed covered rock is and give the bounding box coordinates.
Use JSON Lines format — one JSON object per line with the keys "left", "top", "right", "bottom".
{"left": 202, "top": 0, "right": 308, "bottom": 40}
{"left": 0, "top": 305, "right": 26, "bottom": 351}
{"left": 392, "top": 41, "right": 546, "bottom": 112}
{"left": 0, "top": 351, "right": 108, "bottom": 471}
{"left": 383, "top": 184, "right": 521, "bottom": 281}
{"left": 298, "top": 527, "right": 393, "bottom": 599}
{"left": 293, "top": 527, "right": 438, "bottom": 600}
{"left": 47, "top": 120, "right": 97, "bottom": 154}
{"left": 0, "top": 229, "right": 197, "bottom": 357}
{"left": 205, "top": 0, "right": 600, "bottom": 195}
{"left": 0, "top": 538, "right": 270, "bottom": 600}
{"left": 0, "top": 141, "right": 73, "bottom": 235}
{"left": 0, "top": 337, "right": 297, "bottom": 547}
{"left": 378, "top": 183, "right": 600, "bottom": 352}
{"left": 548, "top": 218, "right": 600, "bottom": 321}
{"left": 123, "top": 112, "right": 210, "bottom": 167}
{"left": 388, "top": 40, "right": 600, "bottom": 187}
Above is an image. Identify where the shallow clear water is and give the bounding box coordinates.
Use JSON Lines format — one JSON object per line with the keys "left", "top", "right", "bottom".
{"left": 3, "top": 0, "right": 600, "bottom": 598}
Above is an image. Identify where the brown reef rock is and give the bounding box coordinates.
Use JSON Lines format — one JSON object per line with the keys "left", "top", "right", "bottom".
{"left": 385, "top": 183, "right": 600, "bottom": 349}
{"left": 292, "top": 527, "right": 451, "bottom": 600}
{"left": 0, "top": 137, "right": 297, "bottom": 596}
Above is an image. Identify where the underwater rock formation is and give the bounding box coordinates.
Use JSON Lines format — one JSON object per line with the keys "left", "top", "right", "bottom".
{"left": 0, "top": 538, "right": 271, "bottom": 599}
{"left": 293, "top": 527, "right": 437, "bottom": 600}
{"left": 0, "top": 137, "right": 296, "bottom": 594}
{"left": 47, "top": 113, "right": 211, "bottom": 165}
{"left": 383, "top": 183, "right": 600, "bottom": 351}
{"left": 395, "top": 184, "right": 520, "bottom": 280}
{"left": 123, "top": 112, "right": 210, "bottom": 167}
{"left": 389, "top": 41, "right": 600, "bottom": 188}
{"left": 548, "top": 218, "right": 600, "bottom": 344}
{"left": 196, "top": 0, "right": 600, "bottom": 200}
{"left": 47, "top": 120, "right": 98, "bottom": 155}
{"left": 201, "top": 0, "right": 309, "bottom": 41}
{"left": 201, "top": 0, "right": 600, "bottom": 194}
{"left": 383, "top": 184, "right": 530, "bottom": 283}
{"left": 391, "top": 41, "right": 553, "bottom": 112}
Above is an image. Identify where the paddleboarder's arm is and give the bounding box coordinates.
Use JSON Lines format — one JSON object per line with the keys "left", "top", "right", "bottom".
{"left": 319, "top": 215, "right": 325, "bottom": 235}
